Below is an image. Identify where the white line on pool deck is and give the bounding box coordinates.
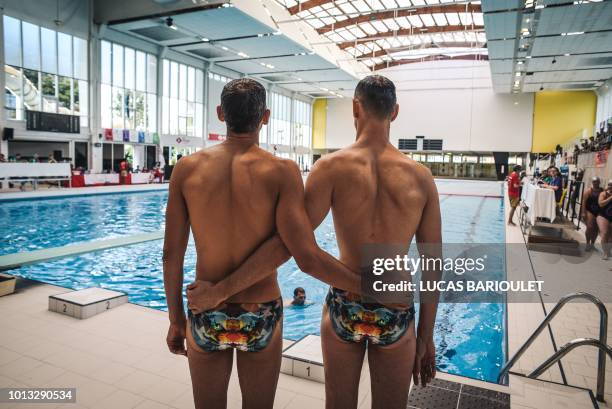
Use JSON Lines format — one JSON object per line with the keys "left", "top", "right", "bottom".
{"left": 0, "top": 183, "right": 168, "bottom": 202}
{"left": 0, "top": 231, "right": 164, "bottom": 270}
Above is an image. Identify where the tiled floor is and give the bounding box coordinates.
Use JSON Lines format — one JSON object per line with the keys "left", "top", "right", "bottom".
{"left": 504, "top": 186, "right": 609, "bottom": 409}
{"left": 0, "top": 183, "right": 168, "bottom": 202}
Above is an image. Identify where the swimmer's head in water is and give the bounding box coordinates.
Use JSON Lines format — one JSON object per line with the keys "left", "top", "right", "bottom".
{"left": 354, "top": 75, "right": 397, "bottom": 120}
{"left": 219, "top": 78, "right": 268, "bottom": 134}
{"left": 293, "top": 287, "right": 306, "bottom": 306}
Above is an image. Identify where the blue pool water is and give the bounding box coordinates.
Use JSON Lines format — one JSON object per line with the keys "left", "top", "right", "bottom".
{"left": 3, "top": 191, "right": 506, "bottom": 383}
{"left": 0, "top": 191, "right": 167, "bottom": 255}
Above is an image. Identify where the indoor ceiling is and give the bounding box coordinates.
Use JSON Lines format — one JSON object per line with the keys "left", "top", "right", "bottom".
{"left": 274, "top": 0, "right": 488, "bottom": 71}
{"left": 484, "top": 0, "right": 612, "bottom": 93}
{"left": 107, "top": 2, "right": 358, "bottom": 98}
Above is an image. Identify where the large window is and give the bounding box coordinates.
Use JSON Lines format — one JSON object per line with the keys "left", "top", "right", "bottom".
{"left": 100, "top": 40, "right": 157, "bottom": 132}
{"left": 162, "top": 59, "right": 203, "bottom": 137}
{"left": 3, "top": 15, "right": 88, "bottom": 125}
{"left": 269, "top": 92, "right": 291, "bottom": 146}
{"left": 294, "top": 99, "right": 312, "bottom": 149}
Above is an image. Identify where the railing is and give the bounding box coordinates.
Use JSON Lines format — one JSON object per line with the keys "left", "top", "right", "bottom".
{"left": 498, "top": 292, "right": 609, "bottom": 402}
{"left": 561, "top": 180, "right": 584, "bottom": 230}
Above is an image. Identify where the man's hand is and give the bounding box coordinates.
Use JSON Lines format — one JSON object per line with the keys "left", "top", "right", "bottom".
{"left": 413, "top": 335, "right": 436, "bottom": 387}
{"left": 186, "top": 280, "right": 224, "bottom": 314}
{"left": 166, "top": 322, "right": 187, "bottom": 356}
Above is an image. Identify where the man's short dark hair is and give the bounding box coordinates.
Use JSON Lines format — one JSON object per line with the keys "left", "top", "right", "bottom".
{"left": 294, "top": 287, "right": 305, "bottom": 296}
{"left": 354, "top": 75, "right": 396, "bottom": 119}
{"left": 221, "top": 78, "right": 266, "bottom": 133}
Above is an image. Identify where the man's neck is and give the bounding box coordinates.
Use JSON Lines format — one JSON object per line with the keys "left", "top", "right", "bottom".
{"left": 355, "top": 120, "right": 391, "bottom": 148}
{"left": 225, "top": 131, "right": 259, "bottom": 147}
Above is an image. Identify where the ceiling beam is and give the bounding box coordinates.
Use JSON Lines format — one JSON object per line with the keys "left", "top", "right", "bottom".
{"left": 316, "top": 3, "right": 481, "bottom": 34}
{"left": 287, "top": 0, "right": 332, "bottom": 15}
{"left": 337, "top": 25, "right": 484, "bottom": 49}
{"left": 353, "top": 41, "right": 485, "bottom": 60}
{"left": 372, "top": 53, "right": 487, "bottom": 71}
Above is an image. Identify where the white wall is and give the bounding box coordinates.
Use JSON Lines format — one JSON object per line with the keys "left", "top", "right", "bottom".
{"left": 325, "top": 60, "right": 534, "bottom": 152}
{"left": 596, "top": 79, "right": 612, "bottom": 127}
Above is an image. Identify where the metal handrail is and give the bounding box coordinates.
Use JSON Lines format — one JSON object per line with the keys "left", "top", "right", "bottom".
{"left": 498, "top": 292, "right": 608, "bottom": 401}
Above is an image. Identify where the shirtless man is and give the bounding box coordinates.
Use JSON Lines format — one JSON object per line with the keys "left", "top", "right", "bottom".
{"left": 163, "top": 78, "right": 365, "bottom": 409}
{"left": 188, "top": 75, "right": 442, "bottom": 409}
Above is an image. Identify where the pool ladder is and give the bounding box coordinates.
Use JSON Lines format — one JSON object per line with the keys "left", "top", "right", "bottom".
{"left": 497, "top": 292, "right": 612, "bottom": 402}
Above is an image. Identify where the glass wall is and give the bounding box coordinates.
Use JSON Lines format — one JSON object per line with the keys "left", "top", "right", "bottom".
{"left": 269, "top": 92, "right": 291, "bottom": 146}
{"left": 3, "top": 15, "right": 88, "bottom": 125}
{"left": 294, "top": 99, "right": 312, "bottom": 149}
{"left": 162, "top": 59, "right": 203, "bottom": 137}
{"left": 100, "top": 40, "right": 157, "bottom": 132}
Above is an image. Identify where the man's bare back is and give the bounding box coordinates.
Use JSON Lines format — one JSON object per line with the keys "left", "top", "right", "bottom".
{"left": 175, "top": 140, "right": 295, "bottom": 304}
{"left": 310, "top": 141, "right": 431, "bottom": 278}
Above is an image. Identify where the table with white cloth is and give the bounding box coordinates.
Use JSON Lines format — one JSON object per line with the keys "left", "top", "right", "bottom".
{"left": 521, "top": 182, "right": 557, "bottom": 224}
{"left": 130, "top": 173, "right": 151, "bottom": 184}
{"left": 83, "top": 173, "right": 120, "bottom": 185}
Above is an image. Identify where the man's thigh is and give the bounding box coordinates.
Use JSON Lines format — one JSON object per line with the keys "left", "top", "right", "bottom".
{"left": 235, "top": 320, "right": 283, "bottom": 408}
{"left": 186, "top": 321, "right": 234, "bottom": 409}
{"left": 367, "top": 322, "right": 416, "bottom": 409}
{"left": 321, "top": 305, "right": 366, "bottom": 409}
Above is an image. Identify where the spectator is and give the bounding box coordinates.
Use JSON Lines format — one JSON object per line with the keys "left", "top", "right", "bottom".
{"left": 47, "top": 154, "right": 57, "bottom": 163}
{"left": 0, "top": 153, "right": 5, "bottom": 162}
{"left": 597, "top": 180, "right": 612, "bottom": 260}
{"left": 507, "top": 165, "right": 522, "bottom": 226}
{"left": 543, "top": 167, "right": 563, "bottom": 204}
{"left": 582, "top": 177, "right": 602, "bottom": 252}
{"left": 134, "top": 165, "right": 141, "bottom": 173}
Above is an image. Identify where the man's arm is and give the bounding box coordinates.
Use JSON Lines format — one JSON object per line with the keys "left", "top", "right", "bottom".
{"left": 187, "top": 159, "right": 362, "bottom": 313}
{"left": 413, "top": 168, "right": 442, "bottom": 387}
{"left": 162, "top": 160, "right": 191, "bottom": 355}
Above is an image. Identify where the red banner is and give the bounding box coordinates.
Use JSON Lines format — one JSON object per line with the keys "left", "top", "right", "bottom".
{"left": 104, "top": 128, "right": 113, "bottom": 141}
{"left": 208, "top": 133, "right": 226, "bottom": 141}
{"left": 595, "top": 149, "right": 609, "bottom": 167}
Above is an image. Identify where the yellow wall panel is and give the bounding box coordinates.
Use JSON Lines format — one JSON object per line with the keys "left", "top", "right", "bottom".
{"left": 312, "top": 99, "right": 327, "bottom": 150}
{"left": 532, "top": 90, "right": 596, "bottom": 153}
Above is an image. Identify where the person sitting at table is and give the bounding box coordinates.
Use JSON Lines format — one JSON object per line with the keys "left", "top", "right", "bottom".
{"left": 47, "top": 154, "right": 57, "bottom": 163}
{"left": 542, "top": 167, "right": 563, "bottom": 205}
{"left": 582, "top": 177, "right": 602, "bottom": 252}
{"left": 507, "top": 165, "right": 522, "bottom": 226}
{"left": 134, "top": 165, "right": 141, "bottom": 173}
{"left": 597, "top": 180, "right": 612, "bottom": 260}
{"left": 519, "top": 171, "right": 528, "bottom": 198}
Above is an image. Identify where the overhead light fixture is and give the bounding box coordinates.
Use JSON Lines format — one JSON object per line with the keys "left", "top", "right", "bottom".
{"left": 273, "top": 31, "right": 282, "bottom": 36}
{"left": 321, "top": 87, "right": 329, "bottom": 91}
{"left": 237, "top": 52, "right": 249, "bottom": 58}
{"left": 266, "top": 64, "right": 274, "bottom": 69}
{"left": 525, "top": 56, "right": 532, "bottom": 59}
{"left": 564, "top": 53, "right": 570, "bottom": 56}
{"left": 201, "top": 37, "right": 209, "bottom": 42}
{"left": 222, "top": 3, "right": 233, "bottom": 7}
{"left": 514, "top": 102, "right": 519, "bottom": 105}
{"left": 515, "top": 72, "right": 522, "bottom": 77}
{"left": 165, "top": 17, "right": 176, "bottom": 29}
{"left": 561, "top": 31, "right": 584, "bottom": 36}
{"left": 221, "top": 46, "right": 229, "bottom": 51}
{"left": 517, "top": 61, "right": 524, "bottom": 65}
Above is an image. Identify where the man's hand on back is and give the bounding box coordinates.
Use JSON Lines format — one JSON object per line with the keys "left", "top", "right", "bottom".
{"left": 186, "top": 280, "right": 224, "bottom": 313}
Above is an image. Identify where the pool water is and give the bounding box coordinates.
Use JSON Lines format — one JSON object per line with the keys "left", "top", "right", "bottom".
{"left": 0, "top": 191, "right": 167, "bottom": 255}
{"left": 4, "top": 191, "right": 506, "bottom": 383}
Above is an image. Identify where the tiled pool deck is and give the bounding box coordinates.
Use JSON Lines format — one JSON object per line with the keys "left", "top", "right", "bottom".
{"left": 0, "top": 181, "right": 610, "bottom": 408}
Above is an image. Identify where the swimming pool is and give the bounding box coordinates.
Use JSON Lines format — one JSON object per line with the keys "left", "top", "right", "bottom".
{"left": 3, "top": 190, "right": 506, "bottom": 382}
